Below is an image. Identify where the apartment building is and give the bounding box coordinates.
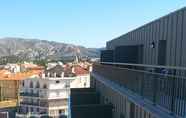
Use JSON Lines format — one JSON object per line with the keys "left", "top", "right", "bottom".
{"left": 0, "top": 63, "right": 43, "bottom": 118}
{"left": 0, "top": 63, "right": 43, "bottom": 102}
{"left": 89, "top": 7, "right": 186, "bottom": 118}
{"left": 16, "top": 63, "right": 90, "bottom": 118}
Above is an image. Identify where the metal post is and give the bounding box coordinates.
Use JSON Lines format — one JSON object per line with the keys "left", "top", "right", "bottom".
{"left": 152, "top": 75, "right": 158, "bottom": 105}
{"left": 140, "top": 74, "right": 144, "bottom": 98}
{"left": 170, "top": 70, "right": 176, "bottom": 115}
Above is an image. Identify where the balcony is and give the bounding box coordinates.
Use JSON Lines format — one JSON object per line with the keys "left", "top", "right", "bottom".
{"left": 20, "top": 92, "right": 39, "bottom": 97}
{"left": 20, "top": 88, "right": 70, "bottom": 99}
{"left": 40, "top": 99, "right": 68, "bottom": 107}
{"left": 20, "top": 99, "right": 67, "bottom": 108}
{"left": 92, "top": 63, "right": 186, "bottom": 117}
{"left": 16, "top": 113, "right": 49, "bottom": 118}
{"left": 39, "top": 90, "right": 69, "bottom": 99}
{"left": 16, "top": 107, "right": 49, "bottom": 118}
{"left": 20, "top": 101, "right": 39, "bottom": 106}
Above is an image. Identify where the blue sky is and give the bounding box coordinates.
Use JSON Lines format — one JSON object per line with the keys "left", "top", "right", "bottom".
{"left": 0, "top": 0, "right": 185, "bottom": 48}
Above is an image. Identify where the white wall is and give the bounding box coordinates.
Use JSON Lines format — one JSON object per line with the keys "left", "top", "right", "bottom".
{"left": 21, "top": 74, "right": 90, "bottom": 99}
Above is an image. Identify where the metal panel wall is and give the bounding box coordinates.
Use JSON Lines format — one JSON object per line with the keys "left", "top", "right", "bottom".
{"left": 176, "top": 11, "right": 183, "bottom": 66}
{"left": 181, "top": 9, "right": 186, "bottom": 67}
{"left": 106, "top": 7, "right": 186, "bottom": 67}
{"left": 171, "top": 12, "right": 178, "bottom": 66}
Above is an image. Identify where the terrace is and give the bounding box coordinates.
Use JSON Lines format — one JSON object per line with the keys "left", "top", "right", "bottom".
{"left": 92, "top": 62, "right": 186, "bottom": 117}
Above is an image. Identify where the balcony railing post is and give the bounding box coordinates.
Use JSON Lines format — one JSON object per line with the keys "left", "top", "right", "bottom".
{"left": 170, "top": 70, "right": 176, "bottom": 115}
{"left": 152, "top": 75, "right": 158, "bottom": 105}
{"left": 140, "top": 74, "right": 144, "bottom": 98}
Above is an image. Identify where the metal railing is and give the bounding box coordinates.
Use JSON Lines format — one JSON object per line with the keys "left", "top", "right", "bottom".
{"left": 40, "top": 99, "right": 68, "bottom": 107}
{"left": 93, "top": 62, "right": 186, "bottom": 117}
{"left": 20, "top": 88, "right": 70, "bottom": 99}
{"left": 16, "top": 112, "right": 49, "bottom": 118}
{"left": 20, "top": 101, "right": 40, "bottom": 106}
{"left": 20, "top": 99, "right": 68, "bottom": 108}
{"left": 20, "top": 92, "right": 39, "bottom": 97}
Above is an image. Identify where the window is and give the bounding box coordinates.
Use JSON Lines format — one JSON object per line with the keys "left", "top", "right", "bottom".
{"left": 59, "top": 109, "right": 65, "bottom": 115}
{"left": 56, "top": 91, "right": 60, "bottom": 96}
{"left": 31, "top": 89, "right": 34, "bottom": 94}
{"left": 56, "top": 80, "right": 60, "bottom": 84}
{"left": 65, "top": 83, "right": 70, "bottom": 88}
{"left": 30, "top": 81, "right": 33, "bottom": 88}
{"left": 37, "top": 108, "right": 39, "bottom": 112}
{"left": 36, "top": 81, "right": 40, "bottom": 88}
{"left": 84, "top": 82, "right": 86, "bottom": 87}
{"left": 43, "top": 84, "right": 47, "bottom": 89}
{"left": 30, "top": 107, "right": 33, "bottom": 112}
{"left": 26, "top": 107, "right": 29, "bottom": 113}
{"left": 22, "top": 81, "right": 25, "bottom": 87}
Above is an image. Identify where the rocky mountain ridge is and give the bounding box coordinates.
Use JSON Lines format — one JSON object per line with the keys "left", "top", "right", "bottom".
{"left": 0, "top": 38, "right": 100, "bottom": 61}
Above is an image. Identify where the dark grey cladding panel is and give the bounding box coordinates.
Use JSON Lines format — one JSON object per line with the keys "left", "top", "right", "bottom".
{"left": 176, "top": 11, "right": 183, "bottom": 66}
{"left": 159, "top": 18, "right": 164, "bottom": 41}
{"left": 70, "top": 88, "right": 96, "bottom": 93}
{"left": 146, "top": 25, "right": 151, "bottom": 64}
{"left": 164, "top": 17, "right": 168, "bottom": 41}
{"left": 101, "top": 50, "right": 114, "bottom": 62}
{"left": 166, "top": 15, "right": 172, "bottom": 65}
{"left": 181, "top": 9, "right": 186, "bottom": 67}
{"left": 158, "top": 40, "right": 167, "bottom": 65}
{"left": 155, "top": 20, "right": 160, "bottom": 64}
{"left": 70, "top": 92, "right": 100, "bottom": 106}
{"left": 141, "top": 27, "right": 146, "bottom": 64}
{"left": 114, "top": 45, "right": 142, "bottom": 64}
{"left": 71, "top": 104, "right": 113, "bottom": 118}
{"left": 153, "top": 22, "right": 156, "bottom": 64}
{"left": 171, "top": 12, "right": 178, "bottom": 66}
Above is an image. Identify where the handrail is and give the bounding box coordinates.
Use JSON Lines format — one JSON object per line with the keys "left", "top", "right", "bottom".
{"left": 100, "top": 62, "right": 186, "bottom": 71}
{"left": 97, "top": 62, "right": 186, "bottom": 79}
{"left": 97, "top": 64, "right": 186, "bottom": 79}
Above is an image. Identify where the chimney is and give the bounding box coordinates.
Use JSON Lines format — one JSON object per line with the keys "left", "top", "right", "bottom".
{"left": 89, "top": 66, "right": 92, "bottom": 72}
{"left": 61, "top": 72, "right": 64, "bottom": 78}
{"left": 47, "top": 72, "right": 50, "bottom": 77}
{"left": 72, "top": 67, "right": 75, "bottom": 73}
{"left": 42, "top": 73, "right": 45, "bottom": 78}
{"left": 54, "top": 72, "right": 57, "bottom": 77}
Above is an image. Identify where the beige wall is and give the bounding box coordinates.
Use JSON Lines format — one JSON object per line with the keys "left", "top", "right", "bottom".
{"left": 0, "top": 80, "right": 19, "bottom": 101}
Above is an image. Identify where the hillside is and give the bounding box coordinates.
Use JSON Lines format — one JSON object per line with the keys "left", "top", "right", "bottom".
{"left": 0, "top": 38, "right": 100, "bottom": 62}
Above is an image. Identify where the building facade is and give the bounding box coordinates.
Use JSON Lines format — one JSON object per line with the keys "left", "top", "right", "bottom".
{"left": 0, "top": 63, "right": 43, "bottom": 105}
{"left": 16, "top": 64, "right": 90, "bottom": 118}
{"left": 106, "top": 7, "right": 186, "bottom": 67}
{"left": 91, "top": 7, "right": 186, "bottom": 118}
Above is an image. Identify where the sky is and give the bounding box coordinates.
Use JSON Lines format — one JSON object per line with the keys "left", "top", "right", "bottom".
{"left": 0, "top": 0, "right": 185, "bottom": 48}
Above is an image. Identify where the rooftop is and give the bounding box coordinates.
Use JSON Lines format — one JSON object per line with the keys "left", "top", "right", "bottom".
{"left": 73, "top": 65, "right": 89, "bottom": 76}
{"left": 0, "top": 69, "right": 43, "bottom": 80}
{"left": 45, "top": 64, "right": 90, "bottom": 78}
